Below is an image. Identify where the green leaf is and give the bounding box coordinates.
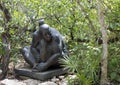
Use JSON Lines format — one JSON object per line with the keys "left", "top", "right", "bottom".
{"left": 110, "top": 72, "right": 117, "bottom": 80}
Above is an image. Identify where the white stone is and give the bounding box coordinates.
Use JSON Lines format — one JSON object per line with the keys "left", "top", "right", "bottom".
{"left": 38, "top": 81, "right": 57, "bottom": 85}
{"left": 51, "top": 76, "right": 59, "bottom": 83}
{"left": 23, "top": 79, "right": 41, "bottom": 85}
{"left": 68, "top": 74, "right": 76, "bottom": 79}
{"left": 59, "top": 81, "right": 68, "bottom": 85}
{"left": 59, "top": 76, "right": 65, "bottom": 79}
{"left": 0, "top": 69, "right": 2, "bottom": 74}
{"left": 1, "top": 79, "right": 26, "bottom": 85}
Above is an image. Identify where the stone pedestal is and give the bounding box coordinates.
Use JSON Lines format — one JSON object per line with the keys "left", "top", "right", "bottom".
{"left": 14, "top": 67, "right": 68, "bottom": 81}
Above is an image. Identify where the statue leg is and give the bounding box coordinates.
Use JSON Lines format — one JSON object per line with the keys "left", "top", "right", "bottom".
{"left": 30, "top": 47, "right": 41, "bottom": 63}
{"left": 20, "top": 46, "right": 36, "bottom": 67}
{"left": 35, "top": 53, "right": 61, "bottom": 72}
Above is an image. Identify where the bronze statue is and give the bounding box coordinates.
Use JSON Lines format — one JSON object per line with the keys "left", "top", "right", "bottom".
{"left": 15, "top": 20, "right": 68, "bottom": 80}
{"left": 20, "top": 20, "right": 68, "bottom": 72}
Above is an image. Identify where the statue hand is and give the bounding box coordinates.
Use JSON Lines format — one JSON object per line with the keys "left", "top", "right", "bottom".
{"left": 35, "top": 62, "right": 47, "bottom": 72}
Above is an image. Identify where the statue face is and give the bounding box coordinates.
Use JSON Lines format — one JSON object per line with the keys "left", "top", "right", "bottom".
{"left": 42, "top": 29, "right": 52, "bottom": 42}
{"left": 39, "top": 24, "right": 52, "bottom": 42}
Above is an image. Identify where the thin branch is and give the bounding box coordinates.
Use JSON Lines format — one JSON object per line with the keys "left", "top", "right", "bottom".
{"left": 97, "top": 0, "right": 108, "bottom": 84}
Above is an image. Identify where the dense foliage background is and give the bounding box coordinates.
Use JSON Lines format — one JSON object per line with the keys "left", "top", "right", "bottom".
{"left": 0, "top": 0, "right": 120, "bottom": 85}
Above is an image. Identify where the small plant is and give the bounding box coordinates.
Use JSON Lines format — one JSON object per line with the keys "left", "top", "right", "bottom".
{"left": 60, "top": 43, "right": 101, "bottom": 85}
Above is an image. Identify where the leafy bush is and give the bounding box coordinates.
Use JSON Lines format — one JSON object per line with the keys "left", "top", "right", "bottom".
{"left": 60, "top": 42, "right": 101, "bottom": 85}
{"left": 108, "top": 42, "right": 120, "bottom": 84}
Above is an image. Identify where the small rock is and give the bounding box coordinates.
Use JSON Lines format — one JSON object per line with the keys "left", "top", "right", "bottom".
{"left": 9, "top": 62, "right": 14, "bottom": 69}
{"left": 15, "top": 60, "right": 28, "bottom": 69}
{"left": 51, "top": 76, "right": 59, "bottom": 83}
{"left": 38, "top": 81, "right": 57, "bottom": 85}
{"left": 68, "top": 74, "right": 76, "bottom": 79}
{"left": 1, "top": 79, "right": 26, "bottom": 85}
{"left": 0, "top": 81, "right": 5, "bottom": 85}
{"left": 0, "top": 69, "right": 2, "bottom": 74}
{"left": 59, "top": 81, "right": 68, "bottom": 85}
{"left": 23, "top": 79, "right": 41, "bottom": 85}
{"left": 59, "top": 76, "right": 65, "bottom": 80}
{"left": 59, "top": 78, "right": 68, "bottom": 85}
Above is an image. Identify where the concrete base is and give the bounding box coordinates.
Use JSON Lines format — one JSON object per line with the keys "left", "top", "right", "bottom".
{"left": 14, "top": 67, "right": 68, "bottom": 81}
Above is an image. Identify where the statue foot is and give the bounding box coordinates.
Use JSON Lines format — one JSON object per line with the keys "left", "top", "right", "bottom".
{"left": 32, "top": 63, "right": 38, "bottom": 69}
{"left": 32, "top": 68, "right": 39, "bottom": 72}
{"left": 31, "top": 63, "right": 39, "bottom": 72}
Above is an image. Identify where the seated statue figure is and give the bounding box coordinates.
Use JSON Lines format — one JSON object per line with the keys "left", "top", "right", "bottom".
{"left": 20, "top": 20, "right": 68, "bottom": 72}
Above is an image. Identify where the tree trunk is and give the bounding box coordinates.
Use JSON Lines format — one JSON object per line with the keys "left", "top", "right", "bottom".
{"left": 0, "top": 33, "right": 11, "bottom": 80}
{"left": 97, "top": 1, "right": 108, "bottom": 85}
{"left": 0, "top": 1, "right": 11, "bottom": 80}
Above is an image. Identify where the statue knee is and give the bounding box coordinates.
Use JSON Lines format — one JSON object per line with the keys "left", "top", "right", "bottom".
{"left": 20, "top": 46, "right": 29, "bottom": 56}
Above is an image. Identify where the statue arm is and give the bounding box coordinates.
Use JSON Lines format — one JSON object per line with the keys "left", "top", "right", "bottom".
{"left": 35, "top": 53, "right": 61, "bottom": 72}
{"left": 31, "top": 33, "right": 39, "bottom": 48}
{"left": 46, "top": 53, "right": 61, "bottom": 66}
{"left": 30, "top": 32, "right": 40, "bottom": 61}
{"left": 30, "top": 47, "right": 40, "bottom": 60}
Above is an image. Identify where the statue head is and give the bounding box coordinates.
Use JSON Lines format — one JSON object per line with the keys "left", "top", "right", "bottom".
{"left": 42, "top": 27, "right": 52, "bottom": 42}
{"left": 39, "top": 20, "right": 52, "bottom": 42}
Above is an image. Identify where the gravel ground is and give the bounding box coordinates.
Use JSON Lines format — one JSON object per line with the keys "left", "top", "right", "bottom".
{"left": 0, "top": 75, "right": 76, "bottom": 85}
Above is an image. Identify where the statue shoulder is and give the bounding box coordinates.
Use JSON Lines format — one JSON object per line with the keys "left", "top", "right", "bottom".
{"left": 32, "top": 30, "right": 40, "bottom": 37}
